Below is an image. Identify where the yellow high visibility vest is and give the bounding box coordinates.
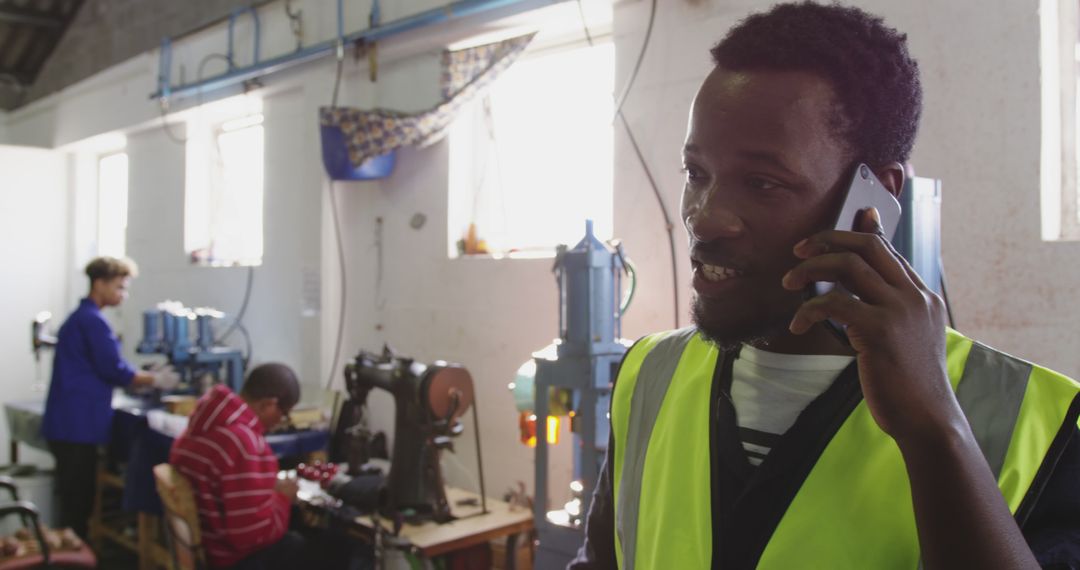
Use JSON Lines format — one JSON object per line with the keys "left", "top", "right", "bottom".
{"left": 611, "top": 328, "right": 1080, "bottom": 569}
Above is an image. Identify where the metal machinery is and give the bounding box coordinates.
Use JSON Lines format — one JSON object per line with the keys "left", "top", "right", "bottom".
{"left": 330, "top": 347, "right": 486, "bottom": 523}
{"left": 30, "top": 312, "right": 57, "bottom": 363}
{"left": 136, "top": 301, "right": 245, "bottom": 393}
{"left": 509, "top": 220, "right": 631, "bottom": 568}
{"left": 895, "top": 176, "right": 944, "bottom": 296}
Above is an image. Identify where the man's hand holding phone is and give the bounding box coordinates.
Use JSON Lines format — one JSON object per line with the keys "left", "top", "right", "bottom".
{"left": 781, "top": 207, "right": 959, "bottom": 447}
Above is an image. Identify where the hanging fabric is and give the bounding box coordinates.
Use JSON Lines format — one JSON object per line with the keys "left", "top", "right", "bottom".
{"left": 319, "top": 33, "right": 535, "bottom": 180}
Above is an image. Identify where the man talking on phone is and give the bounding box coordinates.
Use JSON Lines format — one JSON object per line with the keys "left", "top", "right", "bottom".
{"left": 571, "top": 3, "right": 1080, "bottom": 569}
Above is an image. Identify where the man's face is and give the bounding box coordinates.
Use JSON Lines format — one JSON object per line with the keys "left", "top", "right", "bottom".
{"left": 681, "top": 67, "right": 853, "bottom": 347}
{"left": 252, "top": 397, "right": 291, "bottom": 431}
{"left": 94, "top": 276, "right": 131, "bottom": 307}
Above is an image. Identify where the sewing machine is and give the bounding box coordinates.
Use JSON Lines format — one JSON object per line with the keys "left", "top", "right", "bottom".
{"left": 136, "top": 301, "right": 245, "bottom": 393}
{"left": 330, "top": 347, "right": 486, "bottom": 524}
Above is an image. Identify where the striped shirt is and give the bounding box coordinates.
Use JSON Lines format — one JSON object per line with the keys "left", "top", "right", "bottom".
{"left": 731, "top": 344, "right": 853, "bottom": 466}
{"left": 169, "top": 385, "right": 289, "bottom": 568}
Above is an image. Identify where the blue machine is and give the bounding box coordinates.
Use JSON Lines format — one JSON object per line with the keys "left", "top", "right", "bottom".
{"left": 895, "top": 176, "right": 943, "bottom": 296}
{"left": 137, "top": 302, "right": 245, "bottom": 393}
{"left": 519, "top": 220, "right": 630, "bottom": 568}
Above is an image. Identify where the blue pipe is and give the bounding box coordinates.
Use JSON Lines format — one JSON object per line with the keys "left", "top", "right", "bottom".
{"left": 228, "top": 6, "right": 261, "bottom": 69}
{"left": 362, "top": 0, "right": 535, "bottom": 42}
{"left": 157, "top": 37, "right": 172, "bottom": 100}
{"left": 370, "top": 0, "right": 382, "bottom": 28}
{"left": 337, "top": 0, "right": 344, "bottom": 42}
{"left": 152, "top": 0, "right": 561, "bottom": 101}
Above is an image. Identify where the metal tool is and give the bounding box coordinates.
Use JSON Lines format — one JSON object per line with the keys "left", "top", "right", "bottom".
{"left": 136, "top": 301, "right": 245, "bottom": 393}
{"left": 30, "top": 312, "right": 56, "bottom": 363}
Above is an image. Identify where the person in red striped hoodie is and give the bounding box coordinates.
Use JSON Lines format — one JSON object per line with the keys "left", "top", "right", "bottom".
{"left": 170, "top": 363, "right": 303, "bottom": 570}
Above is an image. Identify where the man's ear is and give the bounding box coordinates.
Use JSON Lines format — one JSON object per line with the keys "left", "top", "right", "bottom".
{"left": 252, "top": 397, "right": 275, "bottom": 413}
{"left": 874, "top": 162, "right": 906, "bottom": 199}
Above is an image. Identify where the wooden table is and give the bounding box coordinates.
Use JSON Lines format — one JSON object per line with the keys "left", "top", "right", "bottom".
{"left": 298, "top": 482, "right": 533, "bottom": 566}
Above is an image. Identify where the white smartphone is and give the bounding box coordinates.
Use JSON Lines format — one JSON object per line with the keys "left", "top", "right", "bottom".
{"left": 811, "top": 164, "right": 902, "bottom": 336}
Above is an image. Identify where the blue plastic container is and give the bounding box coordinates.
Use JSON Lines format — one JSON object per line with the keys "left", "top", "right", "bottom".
{"left": 319, "top": 125, "right": 397, "bottom": 180}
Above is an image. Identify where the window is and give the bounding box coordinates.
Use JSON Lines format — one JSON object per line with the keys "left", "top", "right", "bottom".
{"left": 185, "top": 96, "right": 265, "bottom": 266}
{"left": 97, "top": 152, "right": 129, "bottom": 258}
{"left": 1041, "top": 0, "right": 1080, "bottom": 239}
{"left": 448, "top": 40, "right": 615, "bottom": 257}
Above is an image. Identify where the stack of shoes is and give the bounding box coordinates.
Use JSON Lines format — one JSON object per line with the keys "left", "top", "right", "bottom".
{"left": 0, "top": 527, "right": 91, "bottom": 567}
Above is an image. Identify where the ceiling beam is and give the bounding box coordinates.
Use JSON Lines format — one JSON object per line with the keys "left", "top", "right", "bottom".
{"left": 0, "top": 5, "right": 64, "bottom": 28}
{"left": 0, "top": 68, "right": 32, "bottom": 86}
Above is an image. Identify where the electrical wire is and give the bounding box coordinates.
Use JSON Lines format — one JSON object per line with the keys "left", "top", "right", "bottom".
{"left": 620, "top": 257, "right": 637, "bottom": 315}
{"left": 375, "top": 217, "right": 386, "bottom": 313}
{"left": 218, "top": 266, "right": 254, "bottom": 342}
{"left": 610, "top": 0, "right": 658, "bottom": 123}
{"left": 324, "top": 37, "right": 351, "bottom": 391}
{"left": 331, "top": 43, "right": 345, "bottom": 108}
{"left": 619, "top": 114, "right": 680, "bottom": 328}
{"left": 576, "top": 0, "right": 595, "bottom": 46}
{"left": 159, "top": 101, "right": 189, "bottom": 145}
{"left": 237, "top": 322, "right": 254, "bottom": 366}
{"left": 326, "top": 180, "right": 348, "bottom": 390}
{"left": 578, "top": 0, "right": 679, "bottom": 327}
{"left": 158, "top": 53, "right": 234, "bottom": 146}
{"left": 285, "top": 0, "right": 303, "bottom": 51}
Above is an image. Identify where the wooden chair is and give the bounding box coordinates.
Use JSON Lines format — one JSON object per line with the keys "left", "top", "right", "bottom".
{"left": 152, "top": 464, "right": 206, "bottom": 570}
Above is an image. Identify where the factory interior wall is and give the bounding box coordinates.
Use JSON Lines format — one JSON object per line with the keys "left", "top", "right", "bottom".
{"left": 0, "top": 0, "right": 1076, "bottom": 502}
{"left": 0, "top": 145, "right": 70, "bottom": 466}
{"left": 608, "top": 0, "right": 1080, "bottom": 378}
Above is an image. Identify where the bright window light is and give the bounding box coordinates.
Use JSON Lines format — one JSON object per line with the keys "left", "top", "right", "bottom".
{"left": 1041, "top": 0, "right": 1080, "bottom": 240}
{"left": 449, "top": 41, "right": 615, "bottom": 257}
{"left": 185, "top": 103, "right": 264, "bottom": 266}
{"left": 97, "top": 153, "right": 129, "bottom": 258}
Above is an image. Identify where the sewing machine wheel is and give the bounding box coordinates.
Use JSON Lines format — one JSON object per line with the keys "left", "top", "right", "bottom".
{"left": 425, "top": 365, "right": 474, "bottom": 422}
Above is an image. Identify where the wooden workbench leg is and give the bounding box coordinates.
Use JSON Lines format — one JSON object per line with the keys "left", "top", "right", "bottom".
{"left": 505, "top": 533, "right": 518, "bottom": 570}
{"left": 138, "top": 512, "right": 155, "bottom": 570}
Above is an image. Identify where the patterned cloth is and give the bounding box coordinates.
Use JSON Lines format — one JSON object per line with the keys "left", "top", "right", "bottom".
{"left": 320, "top": 33, "right": 535, "bottom": 169}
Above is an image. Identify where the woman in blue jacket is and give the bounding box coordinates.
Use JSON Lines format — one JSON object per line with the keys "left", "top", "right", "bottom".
{"left": 42, "top": 257, "right": 178, "bottom": 538}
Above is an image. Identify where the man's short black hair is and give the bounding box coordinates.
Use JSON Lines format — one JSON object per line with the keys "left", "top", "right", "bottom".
{"left": 241, "top": 363, "right": 301, "bottom": 412}
{"left": 710, "top": 1, "right": 921, "bottom": 165}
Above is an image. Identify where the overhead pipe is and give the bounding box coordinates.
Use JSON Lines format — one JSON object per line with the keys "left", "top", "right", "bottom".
{"left": 152, "top": 0, "right": 563, "bottom": 102}
{"left": 227, "top": 7, "right": 262, "bottom": 69}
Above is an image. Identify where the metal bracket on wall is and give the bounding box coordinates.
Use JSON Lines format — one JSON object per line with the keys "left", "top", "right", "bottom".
{"left": 368, "top": 0, "right": 381, "bottom": 82}
{"left": 151, "top": 0, "right": 566, "bottom": 104}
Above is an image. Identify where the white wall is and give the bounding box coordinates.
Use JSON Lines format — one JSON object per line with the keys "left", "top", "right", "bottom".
{"left": 0, "top": 145, "right": 70, "bottom": 465}
{"left": 3, "top": 0, "right": 1077, "bottom": 508}
{"left": 607, "top": 0, "right": 1080, "bottom": 378}
{"left": 118, "top": 83, "right": 325, "bottom": 392}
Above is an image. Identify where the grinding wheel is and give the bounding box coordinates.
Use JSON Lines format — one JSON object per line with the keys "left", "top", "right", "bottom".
{"left": 426, "top": 365, "right": 474, "bottom": 422}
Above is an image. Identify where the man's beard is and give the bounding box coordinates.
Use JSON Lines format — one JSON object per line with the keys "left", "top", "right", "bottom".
{"left": 690, "top": 291, "right": 796, "bottom": 351}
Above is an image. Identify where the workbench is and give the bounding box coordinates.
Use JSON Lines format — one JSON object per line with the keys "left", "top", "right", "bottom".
{"left": 297, "top": 480, "right": 533, "bottom": 568}
{"left": 4, "top": 393, "right": 331, "bottom": 570}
